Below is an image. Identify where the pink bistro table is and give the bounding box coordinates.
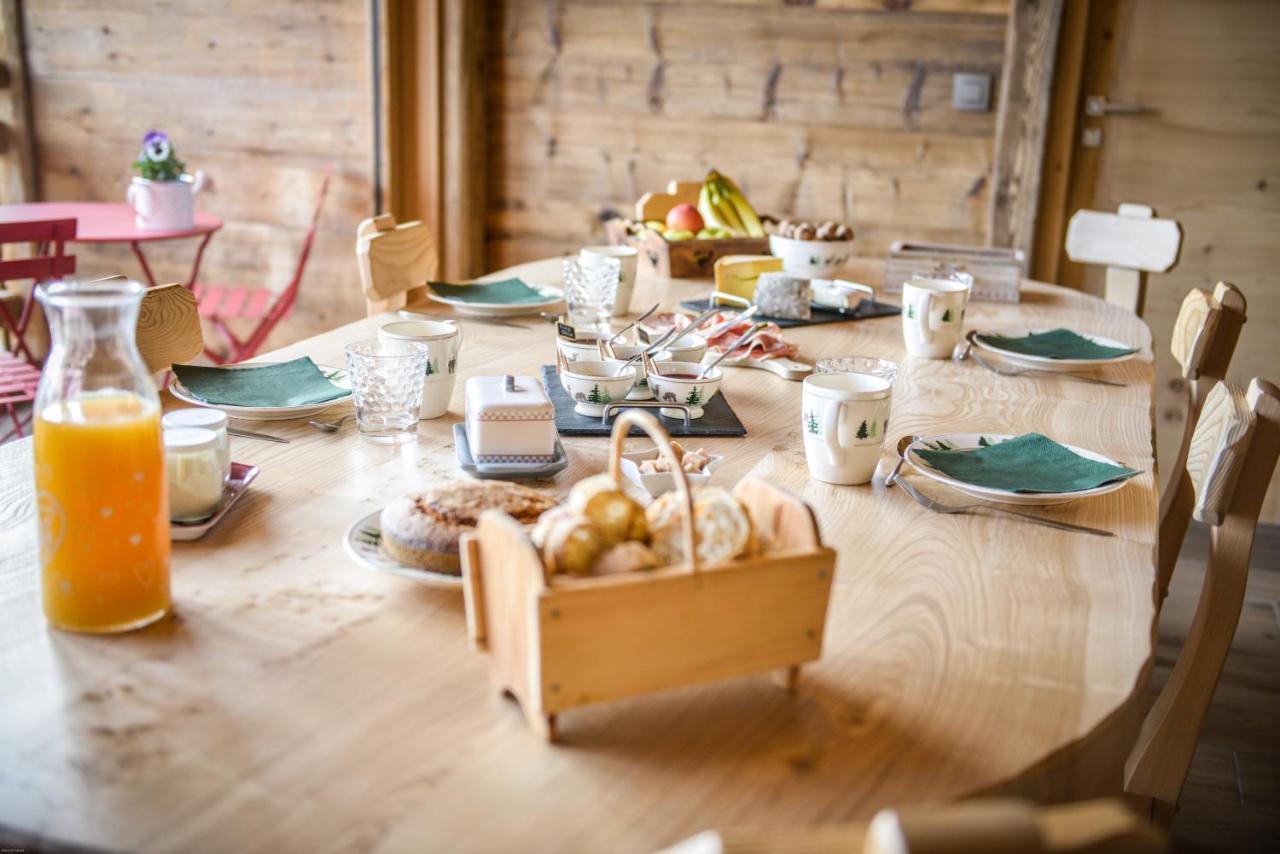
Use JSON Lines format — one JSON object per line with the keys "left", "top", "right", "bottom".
{"left": 0, "top": 201, "right": 223, "bottom": 288}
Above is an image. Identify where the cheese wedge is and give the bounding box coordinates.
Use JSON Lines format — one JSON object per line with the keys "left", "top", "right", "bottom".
{"left": 712, "top": 255, "right": 783, "bottom": 305}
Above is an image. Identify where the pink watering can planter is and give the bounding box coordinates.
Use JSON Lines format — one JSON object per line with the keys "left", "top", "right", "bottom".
{"left": 127, "top": 172, "right": 207, "bottom": 231}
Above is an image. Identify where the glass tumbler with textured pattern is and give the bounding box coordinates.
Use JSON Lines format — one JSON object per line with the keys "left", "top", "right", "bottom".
{"left": 562, "top": 255, "right": 620, "bottom": 334}
{"left": 344, "top": 339, "right": 429, "bottom": 444}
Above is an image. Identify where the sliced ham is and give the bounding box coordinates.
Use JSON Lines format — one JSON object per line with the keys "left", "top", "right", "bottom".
{"left": 655, "top": 311, "right": 799, "bottom": 362}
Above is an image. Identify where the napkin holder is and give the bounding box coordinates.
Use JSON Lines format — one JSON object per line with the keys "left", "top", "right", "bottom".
{"left": 884, "top": 241, "right": 1024, "bottom": 303}
{"left": 460, "top": 410, "right": 836, "bottom": 742}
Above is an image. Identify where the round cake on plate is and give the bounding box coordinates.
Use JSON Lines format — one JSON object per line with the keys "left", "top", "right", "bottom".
{"left": 380, "top": 480, "right": 558, "bottom": 574}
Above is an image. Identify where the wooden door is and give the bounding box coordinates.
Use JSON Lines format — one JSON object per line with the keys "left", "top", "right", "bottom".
{"left": 1041, "top": 0, "right": 1280, "bottom": 523}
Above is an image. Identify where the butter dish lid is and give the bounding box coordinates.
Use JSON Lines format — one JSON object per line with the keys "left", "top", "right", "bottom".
{"left": 465, "top": 375, "right": 554, "bottom": 421}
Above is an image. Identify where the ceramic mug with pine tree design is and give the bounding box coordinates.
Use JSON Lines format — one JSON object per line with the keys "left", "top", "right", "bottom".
{"left": 802, "top": 372, "right": 892, "bottom": 485}
{"left": 901, "top": 272, "right": 973, "bottom": 359}
{"left": 379, "top": 320, "right": 464, "bottom": 419}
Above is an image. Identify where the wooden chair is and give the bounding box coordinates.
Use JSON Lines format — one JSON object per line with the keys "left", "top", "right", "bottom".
{"left": 194, "top": 165, "right": 333, "bottom": 363}
{"left": 1156, "top": 282, "right": 1247, "bottom": 602}
{"left": 663, "top": 799, "right": 1164, "bottom": 854}
{"left": 355, "top": 213, "right": 438, "bottom": 316}
{"left": 1064, "top": 204, "right": 1182, "bottom": 316}
{"left": 1126, "top": 378, "right": 1280, "bottom": 826}
{"left": 137, "top": 283, "right": 204, "bottom": 374}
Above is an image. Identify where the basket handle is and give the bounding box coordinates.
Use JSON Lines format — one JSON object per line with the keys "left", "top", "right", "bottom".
{"left": 607, "top": 409, "right": 699, "bottom": 573}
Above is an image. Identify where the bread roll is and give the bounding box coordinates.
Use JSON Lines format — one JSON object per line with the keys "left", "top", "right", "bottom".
{"left": 543, "top": 514, "right": 607, "bottom": 577}
{"left": 646, "top": 486, "right": 752, "bottom": 567}
{"left": 567, "top": 474, "right": 647, "bottom": 545}
{"left": 592, "top": 541, "right": 662, "bottom": 576}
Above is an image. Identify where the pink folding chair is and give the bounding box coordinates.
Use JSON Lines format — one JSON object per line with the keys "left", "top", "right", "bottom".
{"left": 0, "top": 218, "right": 76, "bottom": 440}
{"left": 194, "top": 166, "right": 333, "bottom": 364}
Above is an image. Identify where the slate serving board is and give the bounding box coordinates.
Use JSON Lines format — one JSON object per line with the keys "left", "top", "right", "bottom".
{"left": 679, "top": 297, "right": 900, "bottom": 328}
{"left": 540, "top": 365, "right": 747, "bottom": 437}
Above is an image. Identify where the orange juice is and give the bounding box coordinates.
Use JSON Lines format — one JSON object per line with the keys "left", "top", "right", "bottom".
{"left": 34, "top": 392, "right": 171, "bottom": 633}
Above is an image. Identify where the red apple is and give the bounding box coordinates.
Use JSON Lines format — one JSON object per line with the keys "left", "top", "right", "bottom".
{"left": 665, "top": 203, "right": 704, "bottom": 234}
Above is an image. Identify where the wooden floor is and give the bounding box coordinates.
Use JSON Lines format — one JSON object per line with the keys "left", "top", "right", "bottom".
{"left": 1161, "top": 523, "right": 1280, "bottom": 853}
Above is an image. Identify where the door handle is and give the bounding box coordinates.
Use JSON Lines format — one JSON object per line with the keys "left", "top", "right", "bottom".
{"left": 1085, "top": 95, "right": 1156, "bottom": 117}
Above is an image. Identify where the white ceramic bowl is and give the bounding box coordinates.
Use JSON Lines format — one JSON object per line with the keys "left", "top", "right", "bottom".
{"left": 647, "top": 361, "right": 723, "bottom": 420}
{"left": 619, "top": 446, "right": 725, "bottom": 497}
{"left": 558, "top": 359, "right": 638, "bottom": 417}
{"left": 556, "top": 334, "right": 655, "bottom": 399}
{"left": 555, "top": 332, "right": 606, "bottom": 364}
{"left": 656, "top": 333, "right": 708, "bottom": 365}
{"left": 769, "top": 233, "right": 855, "bottom": 278}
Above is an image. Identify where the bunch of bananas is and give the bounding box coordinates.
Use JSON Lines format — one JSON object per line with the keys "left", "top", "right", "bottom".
{"left": 697, "top": 169, "right": 765, "bottom": 238}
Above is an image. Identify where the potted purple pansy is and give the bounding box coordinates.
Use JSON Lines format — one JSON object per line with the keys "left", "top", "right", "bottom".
{"left": 127, "top": 130, "right": 206, "bottom": 231}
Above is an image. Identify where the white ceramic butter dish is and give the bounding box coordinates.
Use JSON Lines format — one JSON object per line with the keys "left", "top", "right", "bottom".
{"left": 464, "top": 374, "right": 558, "bottom": 463}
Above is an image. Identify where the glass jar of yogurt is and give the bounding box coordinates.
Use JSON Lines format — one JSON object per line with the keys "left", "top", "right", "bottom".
{"left": 162, "top": 408, "right": 230, "bottom": 483}
{"left": 164, "top": 427, "right": 225, "bottom": 523}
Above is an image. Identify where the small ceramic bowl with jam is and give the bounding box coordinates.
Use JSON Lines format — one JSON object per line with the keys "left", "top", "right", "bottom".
{"left": 558, "top": 356, "right": 638, "bottom": 417}
{"left": 647, "top": 360, "right": 723, "bottom": 420}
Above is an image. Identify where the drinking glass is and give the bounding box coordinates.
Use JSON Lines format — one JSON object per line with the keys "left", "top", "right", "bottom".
{"left": 345, "top": 339, "right": 430, "bottom": 444}
{"left": 34, "top": 279, "right": 171, "bottom": 633}
{"left": 816, "top": 357, "right": 898, "bottom": 385}
{"left": 563, "top": 255, "right": 620, "bottom": 334}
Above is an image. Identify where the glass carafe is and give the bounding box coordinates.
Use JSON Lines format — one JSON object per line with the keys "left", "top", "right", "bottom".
{"left": 33, "top": 279, "right": 170, "bottom": 633}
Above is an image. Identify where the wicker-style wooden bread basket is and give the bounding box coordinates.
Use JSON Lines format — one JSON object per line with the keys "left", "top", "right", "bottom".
{"left": 460, "top": 409, "right": 836, "bottom": 742}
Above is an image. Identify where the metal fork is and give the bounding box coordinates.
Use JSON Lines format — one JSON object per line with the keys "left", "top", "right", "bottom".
{"left": 954, "top": 332, "right": 1124, "bottom": 387}
{"left": 892, "top": 474, "right": 1114, "bottom": 537}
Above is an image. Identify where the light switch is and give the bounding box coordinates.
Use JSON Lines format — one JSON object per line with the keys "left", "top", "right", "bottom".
{"left": 952, "top": 72, "right": 991, "bottom": 112}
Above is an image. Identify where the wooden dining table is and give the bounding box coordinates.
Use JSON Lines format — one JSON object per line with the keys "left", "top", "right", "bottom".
{"left": 0, "top": 258, "right": 1158, "bottom": 853}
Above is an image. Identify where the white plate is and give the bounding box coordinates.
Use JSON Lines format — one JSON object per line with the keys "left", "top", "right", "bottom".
{"left": 169, "top": 363, "right": 351, "bottom": 421}
{"left": 342, "top": 510, "right": 463, "bottom": 590}
{"left": 904, "top": 432, "right": 1135, "bottom": 506}
{"left": 427, "top": 283, "right": 564, "bottom": 317}
{"left": 972, "top": 327, "right": 1138, "bottom": 372}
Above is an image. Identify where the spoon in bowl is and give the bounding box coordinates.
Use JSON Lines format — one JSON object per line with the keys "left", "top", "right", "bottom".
{"left": 606, "top": 303, "right": 660, "bottom": 347}
{"left": 612, "top": 306, "right": 722, "bottom": 375}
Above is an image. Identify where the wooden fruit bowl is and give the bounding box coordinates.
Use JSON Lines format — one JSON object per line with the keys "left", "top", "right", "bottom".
{"left": 460, "top": 409, "right": 836, "bottom": 742}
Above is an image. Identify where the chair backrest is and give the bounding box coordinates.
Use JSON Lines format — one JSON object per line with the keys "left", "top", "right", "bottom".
{"left": 136, "top": 283, "right": 204, "bottom": 374}
{"left": 224, "top": 165, "right": 334, "bottom": 364}
{"left": 1065, "top": 204, "right": 1182, "bottom": 316}
{"left": 0, "top": 218, "right": 77, "bottom": 283}
{"left": 1127, "top": 378, "right": 1280, "bottom": 824}
{"left": 662, "top": 799, "right": 1164, "bottom": 854}
{"left": 355, "top": 213, "right": 439, "bottom": 316}
{"left": 272, "top": 164, "right": 334, "bottom": 320}
{"left": 1157, "top": 282, "right": 1247, "bottom": 600}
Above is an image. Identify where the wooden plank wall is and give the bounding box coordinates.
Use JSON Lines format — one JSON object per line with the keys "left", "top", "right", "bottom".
{"left": 18, "top": 0, "right": 375, "bottom": 350}
{"left": 484, "top": 0, "right": 1011, "bottom": 280}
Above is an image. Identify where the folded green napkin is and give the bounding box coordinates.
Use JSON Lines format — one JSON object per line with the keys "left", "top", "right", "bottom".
{"left": 428, "top": 278, "right": 550, "bottom": 304}
{"left": 915, "top": 433, "right": 1141, "bottom": 494}
{"left": 976, "top": 328, "right": 1136, "bottom": 360}
{"left": 173, "top": 357, "right": 348, "bottom": 407}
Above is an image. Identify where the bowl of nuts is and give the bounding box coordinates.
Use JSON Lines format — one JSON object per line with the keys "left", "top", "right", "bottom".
{"left": 768, "top": 220, "right": 855, "bottom": 278}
